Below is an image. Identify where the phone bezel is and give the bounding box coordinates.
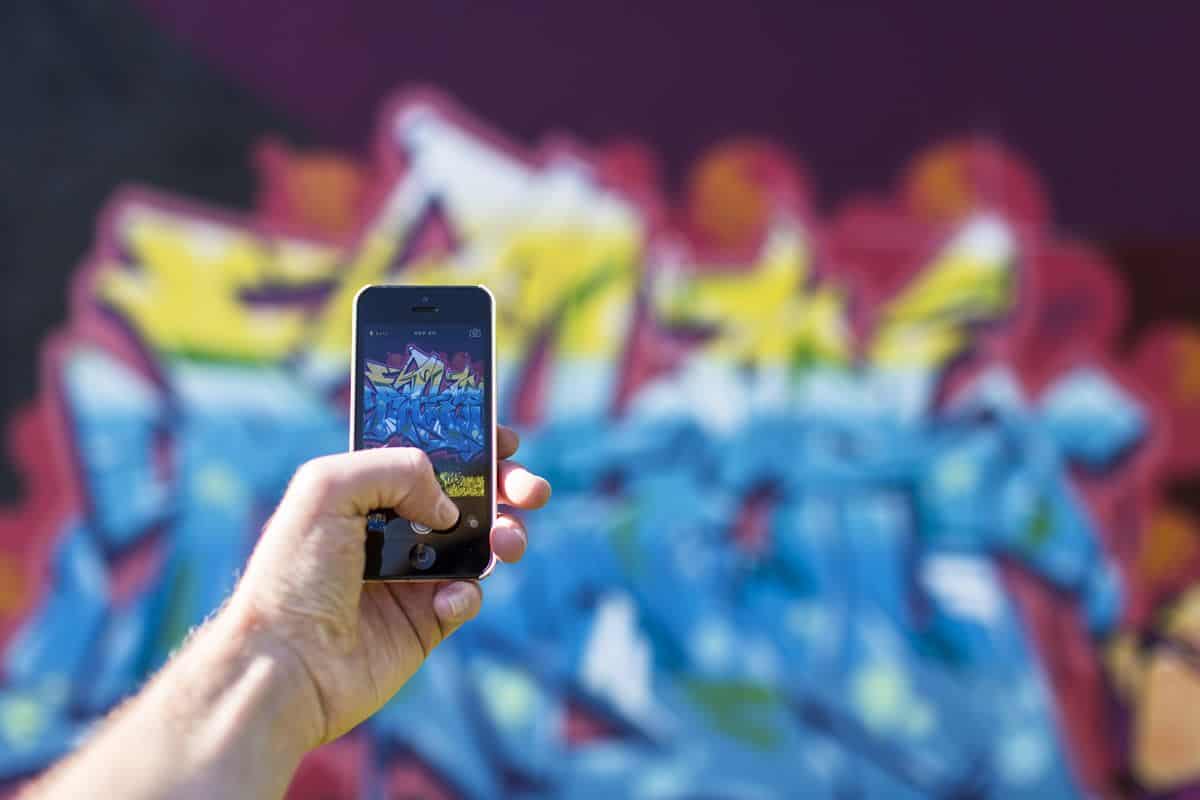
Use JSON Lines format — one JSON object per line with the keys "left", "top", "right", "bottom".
{"left": 351, "top": 284, "right": 497, "bottom": 582}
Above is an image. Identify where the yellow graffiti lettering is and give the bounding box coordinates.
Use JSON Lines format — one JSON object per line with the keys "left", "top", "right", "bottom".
{"left": 97, "top": 205, "right": 338, "bottom": 363}
{"left": 653, "top": 229, "right": 851, "bottom": 368}
{"left": 448, "top": 366, "right": 479, "bottom": 390}
{"left": 396, "top": 356, "right": 445, "bottom": 394}
{"left": 366, "top": 356, "right": 450, "bottom": 395}
{"left": 870, "top": 216, "right": 1015, "bottom": 369}
{"left": 304, "top": 223, "right": 639, "bottom": 378}
{"left": 438, "top": 472, "right": 485, "bottom": 497}
{"left": 364, "top": 361, "right": 399, "bottom": 387}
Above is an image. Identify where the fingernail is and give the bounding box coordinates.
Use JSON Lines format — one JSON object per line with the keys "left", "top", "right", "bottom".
{"left": 443, "top": 583, "right": 472, "bottom": 620}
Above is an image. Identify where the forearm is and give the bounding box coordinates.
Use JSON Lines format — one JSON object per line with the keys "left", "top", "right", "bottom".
{"left": 21, "top": 601, "right": 320, "bottom": 800}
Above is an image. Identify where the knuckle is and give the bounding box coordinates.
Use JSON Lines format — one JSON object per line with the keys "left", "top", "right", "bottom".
{"left": 294, "top": 456, "right": 336, "bottom": 499}
{"left": 385, "top": 449, "right": 435, "bottom": 508}
{"left": 398, "top": 447, "right": 434, "bottom": 477}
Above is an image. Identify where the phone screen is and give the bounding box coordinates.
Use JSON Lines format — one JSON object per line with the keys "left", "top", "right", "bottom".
{"left": 364, "top": 325, "right": 485, "bottom": 458}
{"left": 353, "top": 288, "right": 494, "bottom": 579}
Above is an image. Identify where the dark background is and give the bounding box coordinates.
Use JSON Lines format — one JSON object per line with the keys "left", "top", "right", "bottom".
{"left": 3, "top": 0, "right": 1198, "bottom": 503}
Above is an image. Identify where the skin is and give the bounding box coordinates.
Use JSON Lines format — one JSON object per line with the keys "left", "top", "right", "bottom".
{"left": 20, "top": 425, "right": 550, "bottom": 800}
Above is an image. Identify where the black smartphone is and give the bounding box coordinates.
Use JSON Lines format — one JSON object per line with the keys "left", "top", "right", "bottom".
{"left": 352, "top": 285, "right": 496, "bottom": 581}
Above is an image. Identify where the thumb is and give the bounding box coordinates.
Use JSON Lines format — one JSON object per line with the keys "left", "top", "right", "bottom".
{"left": 287, "top": 448, "right": 460, "bottom": 531}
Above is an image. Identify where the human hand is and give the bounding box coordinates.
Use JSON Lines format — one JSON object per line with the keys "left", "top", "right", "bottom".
{"left": 224, "top": 425, "right": 550, "bottom": 752}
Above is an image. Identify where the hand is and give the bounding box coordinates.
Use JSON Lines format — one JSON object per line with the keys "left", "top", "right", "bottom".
{"left": 225, "top": 425, "right": 550, "bottom": 751}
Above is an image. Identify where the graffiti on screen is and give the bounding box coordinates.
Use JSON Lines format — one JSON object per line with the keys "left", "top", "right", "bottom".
{"left": 363, "top": 348, "right": 485, "bottom": 462}
{"left": 1, "top": 89, "right": 1200, "bottom": 798}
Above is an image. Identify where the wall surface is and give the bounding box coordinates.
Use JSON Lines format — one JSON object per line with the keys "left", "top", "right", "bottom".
{"left": 2, "top": 3, "right": 1200, "bottom": 798}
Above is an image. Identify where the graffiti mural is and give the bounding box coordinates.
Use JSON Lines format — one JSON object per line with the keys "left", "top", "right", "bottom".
{"left": 1, "top": 88, "right": 1199, "bottom": 798}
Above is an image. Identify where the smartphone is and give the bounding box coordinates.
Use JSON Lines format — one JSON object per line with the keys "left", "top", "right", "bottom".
{"left": 351, "top": 285, "right": 496, "bottom": 581}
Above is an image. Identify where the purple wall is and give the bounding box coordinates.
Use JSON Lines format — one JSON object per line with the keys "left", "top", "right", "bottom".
{"left": 135, "top": 1, "right": 1199, "bottom": 238}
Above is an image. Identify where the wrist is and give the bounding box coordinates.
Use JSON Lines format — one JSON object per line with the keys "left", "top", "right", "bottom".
{"left": 211, "top": 596, "right": 328, "bottom": 758}
{"left": 23, "top": 595, "right": 325, "bottom": 800}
